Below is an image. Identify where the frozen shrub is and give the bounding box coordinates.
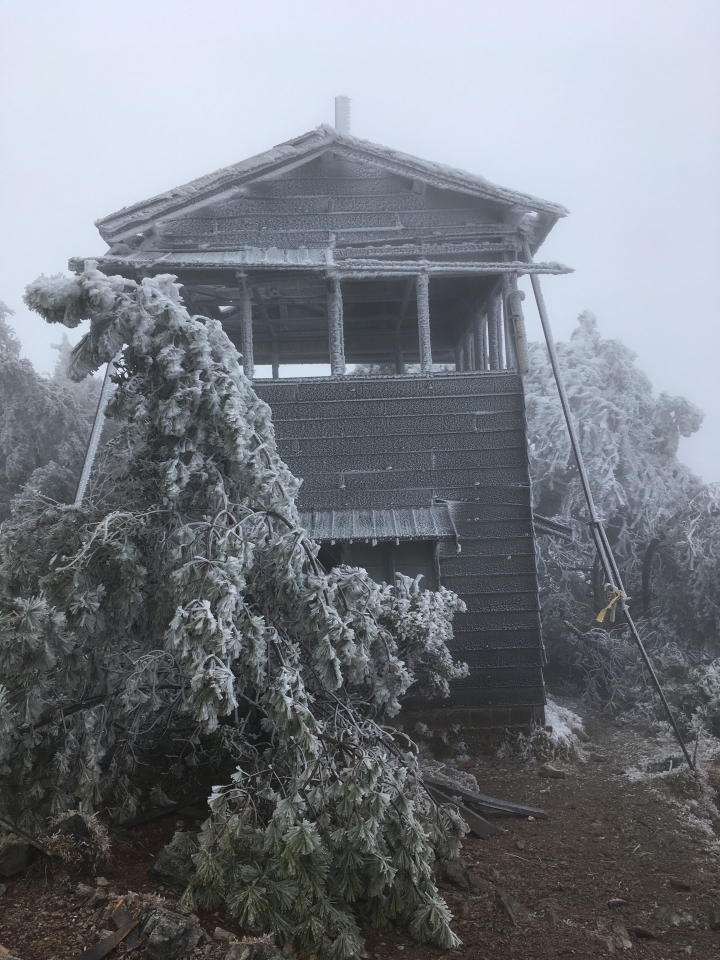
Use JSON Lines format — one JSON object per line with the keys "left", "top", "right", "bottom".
{"left": 526, "top": 313, "right": 720, "bottom": 730}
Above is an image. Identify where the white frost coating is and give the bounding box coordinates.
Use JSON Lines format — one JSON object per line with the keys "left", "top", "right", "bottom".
{"left": 328, "top": 276, "right": 345, "bottom": 375}
{"left": 416, "top": 272, "right": 432, "bottom": 372}
{"left": 421, "top": 758, "right": 481, "bottom": 796}
{"left": 73, "top": 356, "right": 117, "bottom": 507}
{"left": 544, "top": 696, "right": 586, "bottom": 752}
{"left": 239, "top": 279, "right": 254, "bottom": 379}
{"left": 498, "top": 696, "right": 587, "bottom": 763}
{"left": 96, "top": 125, "right": 567, "bottom": 243}
{"left": 488, "top": 292, "right": 502, "bottom": 371}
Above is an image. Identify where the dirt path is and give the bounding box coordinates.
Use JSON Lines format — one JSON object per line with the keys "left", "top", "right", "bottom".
{"left": 2, "top": 697, "right": 720, "bottom": 959}
{"left": 364, "top": 698, "right": 720, "bottom": 959}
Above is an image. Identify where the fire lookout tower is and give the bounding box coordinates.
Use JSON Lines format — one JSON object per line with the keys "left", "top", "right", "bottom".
{"left": 73, "top": 104, "right": 572, "bottom": 724}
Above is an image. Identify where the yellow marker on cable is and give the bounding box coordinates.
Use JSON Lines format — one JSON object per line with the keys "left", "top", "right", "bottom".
{"left": 596, "top": 589, "right": 625, "bottom": 623}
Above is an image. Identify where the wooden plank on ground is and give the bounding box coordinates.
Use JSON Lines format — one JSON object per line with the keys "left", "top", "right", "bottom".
{"left": 112, "top": 899, "right": 141, "bottom": 952}
{"left": 72, "top": 921, "right": 138, "bottom": 960}
{"left": 423, "top": 777, "right": 548, "bottom": 820}
{"left": 425, "top": 784, "right": 497, "bottom": 839}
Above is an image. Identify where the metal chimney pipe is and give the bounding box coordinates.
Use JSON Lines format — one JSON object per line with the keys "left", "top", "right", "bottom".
{"left": 335, "top": 96, "right": 351, "bottom": 135}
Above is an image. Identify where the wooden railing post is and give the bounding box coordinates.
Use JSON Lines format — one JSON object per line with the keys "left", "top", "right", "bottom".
{"left": 416, "top": 270, "right": 432, "bottom": 372}
{"left": 237, "top": 274, "right": 254, "bottom": 379}
{"left": 488, "top": 290, "right": 501, "bottom": 371}
{"left": 327, "top": 276, "right": 346, "bottom": 376}
{"left": 464, "top": 329, "right": 474, "bottom": 371}
{"left": 507, "top": 273, "right": 529, "bottom": 374}
{"left": 501, "top": 274, "right": 517, "bottom": 371}
{"left": 474, "top": 307, "right": 486, "bottom": 370}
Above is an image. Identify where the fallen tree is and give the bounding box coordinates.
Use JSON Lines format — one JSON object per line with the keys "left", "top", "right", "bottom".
{"left": 0, "top": 264, "right": 468, "bottom": 958}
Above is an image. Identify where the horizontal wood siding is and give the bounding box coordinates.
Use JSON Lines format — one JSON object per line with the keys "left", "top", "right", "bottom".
{"left": 255, "top": 371, "right": 544, "bottom": 711}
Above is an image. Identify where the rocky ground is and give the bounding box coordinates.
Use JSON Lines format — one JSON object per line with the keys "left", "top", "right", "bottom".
{"left": 2, "top": 696, "right": 720, "bottom": 959}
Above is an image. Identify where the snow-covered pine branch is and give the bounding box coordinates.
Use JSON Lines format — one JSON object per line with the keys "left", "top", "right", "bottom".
{"left": 0, "top": 263, "right": 468, "bottom": 958}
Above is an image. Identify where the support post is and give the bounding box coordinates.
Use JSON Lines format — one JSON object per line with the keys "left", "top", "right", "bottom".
{"left": 507, "top": 273, "right": 529, "bottom": 374}
{"left": 394, "top": 329, "right": 404, "bottom": 374}
{"left": 74, "top": 356, "right": 118, "bottom": 507}
{"left": 416, "top": 271, "right": 432, "bottom": 372}
{"left": 394, "top": 277, "right": 415, "bottom": 374}
{"left": 522, "top": 239, "right": 694, "bottom": 771}
{"left": 488, "top": 290, "right": 501, "bottom": 371}
{"left": 502, "top": 274, "right": 514, "bottom": 370}
{"left": 327, "top": 276, "right": 345, "bottom": 376}
{"left": 474, "top": 308, "right": 486, "bottom": 370}
{"left": 237, "top": 275, "right": 254, "bottom": 379}
{"left": 464, "top": 329, "right": 474, "bottom": 371}
{"left": 251, "top": 284, "right": 280, "bottom": 379}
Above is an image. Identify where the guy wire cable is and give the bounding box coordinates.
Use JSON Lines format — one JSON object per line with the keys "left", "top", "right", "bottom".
{"left": 521, "top": 240, "right": 694, "bottom": 771}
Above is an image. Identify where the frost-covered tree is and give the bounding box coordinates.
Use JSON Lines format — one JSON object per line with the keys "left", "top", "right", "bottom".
{"left": 51, "top": 331, "right": 103, "bottom": 421}
{"left": 526, "top": 312, "right": 720, "bottom": 723}
{"left": 0, "top": 302, "right": 99, "bottom": 520}
{"left": 0, "top": 265, "right": 467, "bottom": 958}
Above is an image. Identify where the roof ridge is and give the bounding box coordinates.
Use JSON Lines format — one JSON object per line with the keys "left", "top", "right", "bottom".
{"left": 95, "top": 126, "right": 567, "bottom": 243}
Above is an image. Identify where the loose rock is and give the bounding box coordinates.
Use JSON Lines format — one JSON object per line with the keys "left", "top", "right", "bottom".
{"left": 85, "top": 888, "right": 108, "bottom": 909}
{"left": 474, "top": 861, "right": 501, "bottom": 882}
{"left": 669, "top": 877, "right": 693, "bottom": 891}
{"left": 538, "top": 902, "right": 562, "bottom": 927}
{"left": 52, "top": 813, "right": 90, "bottom": 843}
{"left": 139, "top": 904, "right": 204, "bottom": 960}
{"left": 0, "top": 835, "right": 32, "bottom": 877}
{"left": 148, "top": 844, "right": 196, "bottom": 888}
{"left": 495, "top": 887, "right": 529, "bottom": 925}
{"left": 538, "top": 764, "right": 567, "bottom": 780}
{"left": 438, "top": 859, "right": 470, "bottom": 890}
{"left": 611, "top": 921, "right": 632, "bottom": 949}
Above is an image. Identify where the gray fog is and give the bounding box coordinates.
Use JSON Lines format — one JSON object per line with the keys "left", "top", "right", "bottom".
{"left": 1, "top": 0, "right": 718, "bottom": 480}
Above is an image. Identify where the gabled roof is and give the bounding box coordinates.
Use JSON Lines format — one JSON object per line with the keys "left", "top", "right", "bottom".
{"left": 96, "top": 125, "right": 569, "bottom": 244}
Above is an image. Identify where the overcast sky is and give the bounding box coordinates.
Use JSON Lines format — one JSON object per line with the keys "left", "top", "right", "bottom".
{"left": 1, "top": 0, "right": 719, "bottom": 480}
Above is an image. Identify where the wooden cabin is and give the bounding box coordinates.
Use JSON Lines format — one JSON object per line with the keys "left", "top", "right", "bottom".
{"left": 72, "top": 110, "right": 571, "bottom": 725}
